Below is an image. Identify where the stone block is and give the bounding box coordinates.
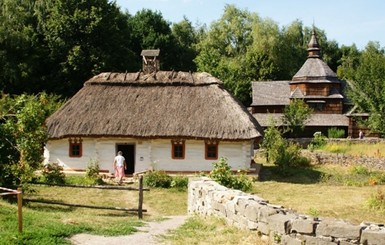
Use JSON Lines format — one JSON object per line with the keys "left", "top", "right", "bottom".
{"left": 258, "top": 222, "right": 270, "bottom": 235}
{"left": 212, "top": 202, "right": 226, "bottom": 216}
{"left": 247, "top": 220, "right": 258, "bottom": 230}
{"left": 267, "top": 213, "right": 296, "bottom": 234}
{"left": 234, "top": 196, "right": 249, "bottom": 214}
{"left": 316, "top": 219, "right": 361, "bottom": 240}
{"left": 225, "top": 201, "right": 236, "bottom": 215}
{"left": 291, "top": 216, "right": 317, "bottom": 235}
{"left": 302, "top": 235, "right": 336, "bottom": 245}
{"left": 361, "top": 226, "right": 385, "bottom": 245}
{"left": 258, "top": 205, "right": 279, "bottom": 223}
{"left": 234, "top": 215, "right": 248, "bottom": 229}
{"left": 244, "top": 201, "right": 261, "bottom": 222}
{"left": 281, "top": 234, "right": 304, "bottom": 245}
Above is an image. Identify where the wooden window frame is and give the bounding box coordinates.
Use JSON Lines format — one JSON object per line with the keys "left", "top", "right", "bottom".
{"left": 69, "top": 138, "right": 82, "bottom": 158}
{"left": 171, "top": 139, "right": 185, "bottom": 159}
{"left": 205, "top": 140, "right": 219, "bottom": 160}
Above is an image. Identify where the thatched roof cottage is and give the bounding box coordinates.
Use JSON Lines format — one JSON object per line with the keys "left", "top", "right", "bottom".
{"left": 44, "top": 65, "right": 263, "bottom": 174}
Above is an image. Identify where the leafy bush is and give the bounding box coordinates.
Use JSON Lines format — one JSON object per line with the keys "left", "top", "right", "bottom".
{"left": 209, "top": 157, "right": 252, "bottom": 192}
{"left": 267, "top": 136, "right": 311, "bottom": 173}
{"left": 41, "top": 163, "right": 66, "bottom": 184}
{"left": 85, "top": 159, "right": 104, "bottom": 185}
{"left": 308, "top": 132, "right": 327, "bottom": 151}
{"left": 171, "top": 175, "right": 189, "bottom": 190}
{"left": 327, "top": 127, "right": 345, "bottom": 138}
{"left": 144, "top": 170, "right": 172, "bottom": 188}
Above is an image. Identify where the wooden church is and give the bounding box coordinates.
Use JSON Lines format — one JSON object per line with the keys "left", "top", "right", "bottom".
{"left": 251, "top": 30, "right": 366, "bottom": 138}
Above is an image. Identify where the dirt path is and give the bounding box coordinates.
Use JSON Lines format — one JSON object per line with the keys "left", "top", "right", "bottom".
{"left": 69, "top": 215, "right": 189, "bottom": 245}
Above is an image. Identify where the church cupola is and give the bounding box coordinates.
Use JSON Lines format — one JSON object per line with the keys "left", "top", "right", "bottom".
{"left": 307, "top": 29, "right": 321, "bottom": 58}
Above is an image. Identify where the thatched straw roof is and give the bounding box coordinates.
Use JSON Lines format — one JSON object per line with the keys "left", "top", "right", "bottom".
{"left": 46, "top": 71, "right": 262, "bottom": 140}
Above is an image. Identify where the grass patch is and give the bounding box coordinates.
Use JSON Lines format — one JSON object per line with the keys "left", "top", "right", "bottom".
{"left": 160, "top": 216, "right": 267, "bottom": 245}
{"left": 255, "top": 162, "right": 385, "bottom": 224}
{"left": 319, "top": 142, "right": 385, "bottom": 157}
{"left": 0, "top": 180, "right": 187, "bottom": 245}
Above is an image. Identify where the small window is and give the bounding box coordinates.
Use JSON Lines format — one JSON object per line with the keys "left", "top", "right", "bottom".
{"left": 69, "top": 138, "right": 82, "bottom": 157}
{"left": 205, "top": 140, "right": 218, "bottom": 160}
{"left": 171, "top": 139, "right": 185, "bottom": 159}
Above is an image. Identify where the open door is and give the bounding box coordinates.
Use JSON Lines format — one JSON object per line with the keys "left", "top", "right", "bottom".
{"left": 116, "top": 144, "right": 135, "bottom": 175}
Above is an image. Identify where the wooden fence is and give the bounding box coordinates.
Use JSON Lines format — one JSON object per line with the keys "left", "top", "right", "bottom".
{"left": 25, "top": 175, "right": 149, "bottom": 219}
{"left": 0, "top": 186, "right": 23, "bottom": 233}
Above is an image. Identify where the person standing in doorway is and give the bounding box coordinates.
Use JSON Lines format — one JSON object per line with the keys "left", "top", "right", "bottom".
{"left": 113, "top": 151, "right": 126, "bottom": 184}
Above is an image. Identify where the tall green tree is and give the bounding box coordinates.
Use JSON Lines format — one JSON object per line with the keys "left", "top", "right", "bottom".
{"left": 128, "top": 9, "right": 176, "bottom": 71}
{"left": 0, "top": 0, "right": 47, "bottom": 94}
{"left": 195, "top": 4, "right": 262, "bottom": 105}
{"left": 0, "top": 93, "right": 62, "bottom": 188}
{"left": 0, "top": 0, "right": 135, "bottom": 97}
{"left": 171, "top": 17, "right": 199, "bottom": 71}
{"left": 41, "top": 0, "right": 135, "bottom": 96}
{"left": 338, "top": 42, "right": 385, "bottom": 136}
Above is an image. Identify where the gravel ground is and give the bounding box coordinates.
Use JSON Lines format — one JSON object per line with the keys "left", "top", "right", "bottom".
{"left": 69, "top": 215, "right": 189, "bottom": 245}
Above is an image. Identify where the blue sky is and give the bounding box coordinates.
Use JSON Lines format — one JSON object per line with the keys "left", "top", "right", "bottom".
{"left": 115, "top": 0, "right": 385, "bottom": 50}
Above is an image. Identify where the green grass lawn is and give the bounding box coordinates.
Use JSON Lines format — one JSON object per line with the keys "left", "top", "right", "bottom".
{"left": 2, "top": 142, "right": 385, "bottom": 245}
{"left": 0, "top": 180, "right": 188, "bottom": 245}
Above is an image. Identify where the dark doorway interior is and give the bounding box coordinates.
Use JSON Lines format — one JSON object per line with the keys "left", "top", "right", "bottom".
{"left": 116, "top": 144, "right": 135, "bottom": 175}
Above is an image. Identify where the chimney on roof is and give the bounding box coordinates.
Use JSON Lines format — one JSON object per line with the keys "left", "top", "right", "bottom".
{"left": 141, "top": 49, "right": 160, "bottom": 74}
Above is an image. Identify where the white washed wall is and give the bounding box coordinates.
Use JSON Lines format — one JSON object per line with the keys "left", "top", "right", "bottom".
{"left": 44, "top": 137, "right": 254, "bottom": 173}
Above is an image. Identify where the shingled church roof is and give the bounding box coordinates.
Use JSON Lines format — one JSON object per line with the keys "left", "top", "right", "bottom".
{"left": 291, "top": 30, "right": 339, "bottom": 84}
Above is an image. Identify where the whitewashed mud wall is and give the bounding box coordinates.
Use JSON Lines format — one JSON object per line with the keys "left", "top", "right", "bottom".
{"left": 188, "top": 177, "right": 385, "bottom": 245}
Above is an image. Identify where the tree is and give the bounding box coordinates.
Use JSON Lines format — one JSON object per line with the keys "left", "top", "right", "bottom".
{"left": 338, "top": 42, "right": 385, "bottom": 136}
{"left": 171, "top": 17, "right": 199, "bottom": 71}
{"left": 0, "top": 0, "right": 48, "bottom": 94}
{"left": 0, "top": 93, "right": 62, "bottom": 188}
{"left": 194, "top": 4, "right": 263, "bottom": 105}
{"left": 41, "top": 0, "right": 135, "bottom": 96}
{"left": 128, "top": 9, "right": 175, "bottom": 71}
{"left": 0, "top": 0, "right": 135, "bottom": 97}
{"left": 282, "top": 99, "right": 313, "bottom": 137}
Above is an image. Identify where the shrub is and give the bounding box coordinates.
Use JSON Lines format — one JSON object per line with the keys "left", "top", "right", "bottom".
{"left": 268, "top": 137, "right": 310, "bottom": 172}
{"left": 209, "top": 157, "right": 252, "bottom": 192}
{"left": 327, "top": 127, "right": 345, "bottom": 138}
{"left": 41, "top": 163, "right": 66, "bottom": 184}
{"left": 308, "top": 132, "right": 327, "bottom": 151}
{"left": 85, "top": 159, "right": 104, "bottom": 185}
{"left": 144, "top": 170, "right": 172, "bottom": 188}
{"left": 171, "top": 175, "right": 189, "bottom": 190}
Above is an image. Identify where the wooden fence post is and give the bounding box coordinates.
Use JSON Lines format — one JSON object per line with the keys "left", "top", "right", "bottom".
{"left": 17, "top": 187, "right": 23, "bottom": 233}
{"left": 138, "top": 176, "right": 143, "bottom": 219}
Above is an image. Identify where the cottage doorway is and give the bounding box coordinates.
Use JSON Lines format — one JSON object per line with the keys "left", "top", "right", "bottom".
{"left": 116, "top": 144, "right": 135, "bottom": 175}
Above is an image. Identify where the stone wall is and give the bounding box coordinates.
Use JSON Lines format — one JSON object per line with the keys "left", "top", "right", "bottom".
{"left": 188, "top": 177, "right": 385, "bottom": 245}
{"left": 302, "top": 151, "right": 385, "bottom": 171}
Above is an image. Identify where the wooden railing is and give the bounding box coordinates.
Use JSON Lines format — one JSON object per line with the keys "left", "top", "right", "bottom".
{"left": 0, "top": 187, "right": 23, "bottom": 233}
{"left": 25, "top": 176, "right": 148, "bottom": 219}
